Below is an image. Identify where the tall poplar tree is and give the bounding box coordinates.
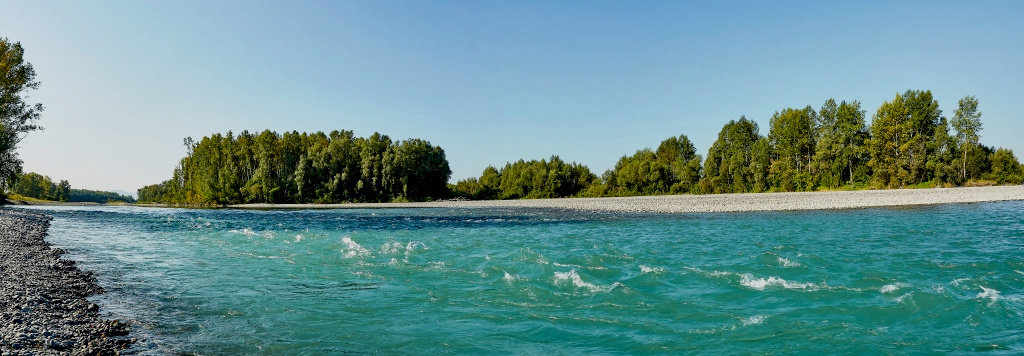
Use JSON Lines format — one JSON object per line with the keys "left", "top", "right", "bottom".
{"left": 869, "top": 90, "right": 941, "bottom": 188}
{"left": 701, "top": 117, "right": 762, "bottom": 193}
{"left": 951, "top": 96, "right": 983, "bottom": 181}
{"left": 813, "top": 99, "right": 869, "bottom": 187}
{"left": 0, "top": 38, "right": 44, "bottom": 193}
{"left": 768, "top": 106, "right": 818, "bottom": 191}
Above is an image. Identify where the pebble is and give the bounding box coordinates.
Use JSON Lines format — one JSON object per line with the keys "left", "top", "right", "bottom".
{"left": 0, "top": 209, "right": 133, "bottom": 355}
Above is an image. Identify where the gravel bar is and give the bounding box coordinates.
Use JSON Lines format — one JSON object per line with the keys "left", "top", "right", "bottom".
{"left": 231, "top": 185, "right": 1024, "bottom": 213}
{"left": 0, "top": 209, "right": 132, "bottom": 355}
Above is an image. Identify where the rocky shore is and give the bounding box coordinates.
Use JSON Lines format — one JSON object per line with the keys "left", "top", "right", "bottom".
{"left": 0, "top": 209, "right": 131, "bottom": 355}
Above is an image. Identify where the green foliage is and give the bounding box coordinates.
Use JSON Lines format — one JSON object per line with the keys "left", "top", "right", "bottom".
{"left": 10, "top": 172, "right": 67, "bottom": 201}
{"left": 139, "top": 130, "right": 452, "bottom": 205}
{"left": 69, "top": 189, "right": 135, "bottom": 203}
{"left": 951, "top": 96, "right": 984, "bottom": 181}
{"left": 986, "top": 148, "right": 1023, "bottom": 184}
{"left": 868, "top": 90, "right": 943, "bottom": 188}
{"left": 603, "top": 135, "right": 702, "bottom": 195}
{"left": 140, "top": 90, "right": 1024, "bottom": 204}
{"left": 452, "top": 157, "right": 596, "bottom": 200}
{"left": 0, "top": 38, "right": 44, "bottom": 192}
{"left": 813, "top": 99, "right": 870, "bottom": 188}
{"left": 8, "top": 172, "right": 132, "bottom": 203}
{"left": 768, "top": 106, "right": 817, "bottom": 191}
{"left": 701, "top": 117, "right": 762, "bottom": 193}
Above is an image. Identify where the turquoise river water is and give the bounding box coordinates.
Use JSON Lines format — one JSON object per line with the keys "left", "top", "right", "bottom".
{"left": 10, "top": 202, "right": 1024, "bottom": 354}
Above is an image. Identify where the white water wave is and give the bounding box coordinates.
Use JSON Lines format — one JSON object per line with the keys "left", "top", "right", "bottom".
{"left": 895, "top": 293, "right": 914, "bottom": 305}
{"left": 691, "top": 315, "right": 769, "bottom": 334}
{"left": 553, "top": 262, "right": 607, "bottom": 271}
{"left": 379, "top": 241, "right": 427, "bottom": 262}
{"left": 340, "top": 236, "right": 370, "bottom": 258}
{"left": 380, "top": 241, "right": 403, "bottom": 254}
{"left": 777, "top": 256, "right": 800, "bottom": 267}
{"left": 682, "top": 266, "right": 734, "bottom": 278}
{"left": 739, "top": 274, "right": 820, "bottom": 291}
{"left": 880, "top": 283, "right": 908, "bottom": 294}
{"left": 640, "top": 265, "right": 665, "bottom": 274}
{"left": 229, "top": 227, "right": 258, "bottom": 236}
{"left": 554, "top": 269, "right": 621, "bottom": 293}
{"left": 742, "top": 315, "right": 766, "bottom": 326}
{"left": 503, "top": 271, "right": 521, "bottom": 283}
{"left": 977, "top": 286, "right": 1000, "bottom": 303}
{"left": 950, "top": 278, "right": 970, "bottom": 286}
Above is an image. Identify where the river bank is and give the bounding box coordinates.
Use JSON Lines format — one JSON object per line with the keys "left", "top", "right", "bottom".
{"left": 0, "top": 209, "right": 132, "bottom": 355}
{"left": 231, "top": 185, "right": 1024, "bottom": 213}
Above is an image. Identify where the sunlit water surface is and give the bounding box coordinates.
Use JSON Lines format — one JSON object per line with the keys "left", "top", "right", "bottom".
{"left": 11, "top": 202, "right": 1024, "bottom": 354}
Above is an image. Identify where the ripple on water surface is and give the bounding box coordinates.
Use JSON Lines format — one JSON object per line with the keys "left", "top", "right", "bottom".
{"left": 13, "top": 202, "right": 1024, "bottom": 354}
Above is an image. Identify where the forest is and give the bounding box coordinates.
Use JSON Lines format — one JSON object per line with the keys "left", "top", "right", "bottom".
{"left": 137, "top": 130, "right": 451, "bottom": 205}
{"left": 452, "top": 90, "right": 1022, "bottom": 199}
{"left": 140, "top": 90, "right": 1023, "bottom": 205}
{"left": 8, "top": 172, "right": 135, "bottom": 203}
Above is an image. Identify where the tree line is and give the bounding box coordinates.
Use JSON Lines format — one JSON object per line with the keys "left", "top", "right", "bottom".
{"left": 142, "top": 90, "right": 1021, "bottom": 204}
{"left": 138, "top": 130, "right": 451, "bottom": 205}
{"left": 8, "top": 172, "right": 135, "bottom": 203}
{"left": 452, "top": 90, "right": 1022, "bottom": 199}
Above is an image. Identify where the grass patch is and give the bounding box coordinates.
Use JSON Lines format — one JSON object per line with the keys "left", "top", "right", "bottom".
{"left": 964, "top": 179, "right": 997, "bottom": 187}
{"left": 6, "top": 193, "right": 51, "bottom": 202}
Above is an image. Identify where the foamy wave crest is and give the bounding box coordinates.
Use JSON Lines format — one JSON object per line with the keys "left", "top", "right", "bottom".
{"left": 503, "top": 271, "right": 521, "bottom": 283}
{"left": 340, "top": 236, "right": 370, "bottom": 258}
{"left": 554, "top": 269, "right": 621, "bottom": 293}
{"left": 777, "top": 256, "right": 800, "bottom": 267}
{"left": 640, "top": 265, "right": 665, "bottom": 274}
{"left": 977, "top": 286, "right": 1000, "bottom": 303}
{"left": 880, "top": 283, "right": 907, "bottom": 294}
{"left": 229, "top": 227, "right": 258, "bottom": 236}
{"left": 380, "top": 241, "right": 403, "bottom": 255}
{"left": 692, "top": 315, "right": 769, "bottom": 334}
{"left": 740, "top": 274, "right": 819, "bottom": 291}
{"left": 682, "top": 266, "right": 735, "bottom": 278}
{"left": 405, "top": 241, "right": 427, "bottom": 254}
{"left": 742, "top": 315, "right": 766, "bottom": 326}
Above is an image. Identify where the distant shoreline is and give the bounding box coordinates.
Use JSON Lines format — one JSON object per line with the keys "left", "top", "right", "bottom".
{"left": 8, "top": 186, "right": 1022, "bottom": 213}
{"left": 228, "top": 185, "right": 1024, "bottom": 213}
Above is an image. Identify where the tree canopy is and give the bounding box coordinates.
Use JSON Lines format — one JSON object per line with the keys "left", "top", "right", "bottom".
{"left": 138, "top": 130, "right": 452, "bottom": 205}
{"left": 142, "top": 90, "right": 1023, "bottom": 204}
{"left": 0, "top": 38, "right": 44, "bottom": 194}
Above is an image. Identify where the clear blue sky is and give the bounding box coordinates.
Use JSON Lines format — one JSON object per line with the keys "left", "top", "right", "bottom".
{"left": 3, "top": 1, "right": 1022, "bottom": 194}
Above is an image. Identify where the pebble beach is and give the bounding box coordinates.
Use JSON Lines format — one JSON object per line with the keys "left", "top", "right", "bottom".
{"left": 232, "top": 185, "right": 1024, "bottom": 213}
{"left": 0, "top": 209, "right": 131, "bottom": 355}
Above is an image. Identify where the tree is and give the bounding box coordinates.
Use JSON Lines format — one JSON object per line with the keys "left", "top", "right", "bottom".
{"left": 768, "top": 106, "right": 817, "bottom": 191}
{"left": 55, "top": 180, "right": 70, "bottom": 201}
{"left": 986, "top": 148, "right": 1023, "bottom": 184}
{"left": 142, "top": 130, "right": 452, "bottom": 205}
{"left": 813, "top": 99, "right": 869, "bottom": 188}
{"left": 951, "top": 96, "right": 983, "bottom": 181}
{"left": 604, "top": 134, "right": 702, "bottom": 195}
{"left": 869, "top": 90, "right": 941, "bottom": 188}
{"left": 701, "top": 117, "right": 762, "bottom": 193}
{"left": 0, "top": 38, "right": 44, "bottom": 193}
